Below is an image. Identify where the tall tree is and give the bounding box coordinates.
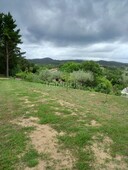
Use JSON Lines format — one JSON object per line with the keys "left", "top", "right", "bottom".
{"left": 0, "top": 12, "right": 22, "bottom": 77}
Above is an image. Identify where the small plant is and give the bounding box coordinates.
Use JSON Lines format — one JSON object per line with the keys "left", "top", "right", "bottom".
{"left": 22, "top": 149, "right": 39, "bottom": 167}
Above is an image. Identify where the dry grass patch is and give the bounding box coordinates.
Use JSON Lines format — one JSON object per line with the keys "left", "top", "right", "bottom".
{"left": 58, "top": 99, "right": 78, "bottom": 111}
{"left": 11, "top": 116, "right": 75, "bottom": 170}
{"left": 92, "top": 135, "right": 127, "bottom": 170}
{"left": 86, "top": 120, "right": 101, "bottom": 127}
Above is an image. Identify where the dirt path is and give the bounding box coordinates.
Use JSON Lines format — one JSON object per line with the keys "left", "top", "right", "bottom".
{"left": 12, "top": 116, "right": 74, "bottom": 170}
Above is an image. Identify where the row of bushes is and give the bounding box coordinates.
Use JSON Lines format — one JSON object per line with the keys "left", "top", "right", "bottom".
{"left": 16, "top": 69, "right": 116, "bottom": 94}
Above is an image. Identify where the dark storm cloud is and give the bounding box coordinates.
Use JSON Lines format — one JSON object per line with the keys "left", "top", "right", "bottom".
{"left": 0, "top": 0, "right": 128, "bottom": 62}
{"left": 1, "top": 0, "right": 127, "bottom": 46}
{"left": 23, "top": 0, "right": 128, "bottom": 46}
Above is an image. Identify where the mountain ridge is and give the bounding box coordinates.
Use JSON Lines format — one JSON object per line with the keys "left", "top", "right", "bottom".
{"left": 28, "top": 57, "right": 128, "bottom": 67}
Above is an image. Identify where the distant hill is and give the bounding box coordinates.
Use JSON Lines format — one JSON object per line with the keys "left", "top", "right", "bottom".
{"left": 29, "top": 57, "right": 128, "bottom": 67}
{"left": 29, "top": 57, "right": 83, "bottom": 65}
{"left": 29, "top": 58, "right": 59, "bottom": 65}
{"left": 97, "top": 60, "right": 128, "bottom": 67}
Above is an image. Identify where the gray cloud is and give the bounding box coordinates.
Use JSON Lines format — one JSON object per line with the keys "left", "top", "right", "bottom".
{"left": 24, "top": 0, "right": 128, "bottom": 45}
{"left": 0, "top": 0, "right": 128, "bottom": 62}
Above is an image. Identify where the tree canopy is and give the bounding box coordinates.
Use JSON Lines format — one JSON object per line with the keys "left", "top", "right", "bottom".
{"left": 0, "top": 12, "right": 28, "bottom": 76}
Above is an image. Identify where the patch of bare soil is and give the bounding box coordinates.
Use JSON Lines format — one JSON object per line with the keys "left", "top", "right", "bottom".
{"left": 55, "top": 112, "right": 62, "bottom": 116}
{"left": 92, "top": 135, "right": 127, "bottom": 170}
{"left": 32, "top": 89, "right": 49, "bottom": 96}
{"left": 23, "top": 98, "right": 31, "bottom": 104}
{"left": 71, "top": 112, "right": 77, "bottom": 116}
{"left": 86, "top": 120, "right": 101, "bottom": 127}
{"left": 24, "top": 161, "right": 46, "bottom": 170}
{"left": 35, "top": 98, "right": 47, "bottom": 104}
{"left": 89, "top": 93, "right": 96, "bottom": 96}
{"left": 59, "top": 131, "right": 66, "bottom": 136}
{"left": 27, "top": 104, "right": 36, "bottom": 108}
{"left": 20, "top": 96, "right": 29, "bottom": 100}
{"left": 20, "top": 95, "right": 48, "bottom": 107}
{"left": 90, "top": 120, "right": 101, "bottom": 127}
{"left": 20, "top": 97, "right": 38, "bottom": 108}
{"left": 58, "top": 100, "right": 78, "bottom": 111}
{"left": 32, "top": 89, "right": 42, "bottom": 93}
{"left": 12, "top": 116, "right": 74, "bottom": 170}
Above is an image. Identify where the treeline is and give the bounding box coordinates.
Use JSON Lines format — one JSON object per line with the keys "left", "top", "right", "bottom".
{"left": 16, "top": 61, "right": 128, "bottom": 95}
{"left": 0, "top": 12, "right": 33, "bottom": 76}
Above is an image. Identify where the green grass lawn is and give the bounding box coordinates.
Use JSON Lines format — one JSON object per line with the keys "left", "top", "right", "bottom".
{"left": 0, "top": 79, "right": 128, "bottom": 170}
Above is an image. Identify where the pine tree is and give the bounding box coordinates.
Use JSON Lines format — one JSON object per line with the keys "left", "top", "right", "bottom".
{"left": 0, "top": 12, "right": 23, "bottom": 77}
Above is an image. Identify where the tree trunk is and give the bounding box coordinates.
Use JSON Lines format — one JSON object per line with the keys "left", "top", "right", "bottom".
{"left": 6, "top": 41, "right": 9, "bottom": 77}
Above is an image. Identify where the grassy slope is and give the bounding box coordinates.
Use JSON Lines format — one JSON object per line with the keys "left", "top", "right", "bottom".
{"left": 0, "top": 79, "right": 128, "bottom": 170}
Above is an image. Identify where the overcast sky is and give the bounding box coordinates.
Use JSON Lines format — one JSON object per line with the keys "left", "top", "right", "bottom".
{"left": 0, "top": 0, "right": 128, "bottom": 62}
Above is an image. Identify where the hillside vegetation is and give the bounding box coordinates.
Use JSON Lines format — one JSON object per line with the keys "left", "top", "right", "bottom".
{"left": 16, "top": 60, "right": 128, "bottom": 96}
{"left": 0, "top": 79, "right": 128, "bottom": 170}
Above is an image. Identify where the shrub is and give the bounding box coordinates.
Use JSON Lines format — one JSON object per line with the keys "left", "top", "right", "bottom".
{"left": 81, "top": 61, "right": 103, "bottom": 77}
{"left": 95, "top": 77, "right": 112, "bottom": 94}
{"left": 70, "top": 71, "right": 94, "bottom": 88}
{"left": 25, "top": 73, "right": 40, "bottom": 83}
{"left": 113, "top": 85, "right": 122, "bottom": 96}
{"left": 105, "top": 68, "right": 123, "bottom": 86}
{"left": 51, "top": 71, "right": 63, "bottom": 81}
{"left": 122, "top": 73, "right": 128, "bottom": 86}
{"left": 10, "top": 65, "right": 22, "bottom": 76}
{"left": 39, "top": 69, "right": 52, "bottom": 83}
{"left": 60, "top": 62, "right": 80, "bottom": 73}
{"left": 16, "top": 72, "right": 40, "bottom": 83}
{"left": 16, "top": 72, "right": 27, "bottom": 79}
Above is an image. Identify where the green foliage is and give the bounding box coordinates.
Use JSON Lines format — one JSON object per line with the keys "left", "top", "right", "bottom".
{"left": 122, "top": 71, "right": 128, "bottom": 86}
{"left": 95, "top": 77, "right": 112, "bottom": 94}
{"left": 60, "top": 131, "right": 91, "bottom": 147}
{"left": 60, "top": 62, "right": 80, "bottom": 73}
{"left": 22, "top": 149, "right": 39, "bottom": 167}
{"left": 28, "top": 63, "right": 39, "bottom": 73}
{"left": 81, "top": 61, "right": 103, "bottom": 77}
{"left": 36, "top": 104, "right": 61, "bottom": 124}
{"left": 70, "top": 71, "right": 94, "bottom": 88}
{"left": 0, "top": 125, "right": 28, "bottom": 170}
{"left": 105, "top": 67, "right": 123, "bottom": 86}
{"left": 10, "top": 65, "right": 21, "bottom": 76}
{"left": 50, "top": 70, "right": 63, "bottom": 81}
{"left": 0, "top": 12, "right": 28, "bottom": 76}
{"left": 16, "top": 72, "right": 41, "bottom": 83}
{"left": 39, "top": 69, "right": 52, "bottom": 82}
{"left": 16, "top": 72, "right": 27, "bottom": 79}
{"left": 18, "top": 57, "right": 34, "bottom": 73}
{"left": 15, "top": 60, "right": 127, "bottom": 96}
{"left": 25, "top": 73, "right": 40, "bottom": 82}
{"left": 39, "top": 69, "right": 65, "bottom": 84}
{"left": 112, "top": 85, "right": 122, "bottom": 96}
